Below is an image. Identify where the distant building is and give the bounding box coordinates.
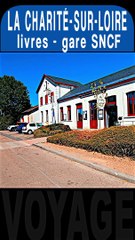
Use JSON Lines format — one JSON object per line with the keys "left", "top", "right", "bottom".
{"left": 20, "top": 105, "right": 39, "bottom": 123}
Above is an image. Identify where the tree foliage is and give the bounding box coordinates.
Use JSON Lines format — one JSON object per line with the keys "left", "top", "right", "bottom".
{"left": 0, "top": 75, "right": 31, "bottom": 128}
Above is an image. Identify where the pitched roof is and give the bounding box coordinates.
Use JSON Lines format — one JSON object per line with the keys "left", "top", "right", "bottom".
{"left": 36, "top": 74, "right": 82, "bottom": 93}
{"left": 58, "top": 65, "right": 135, "bottom": 102}
{"left": 22, "top": 105, "right": 38, "bottom": 114}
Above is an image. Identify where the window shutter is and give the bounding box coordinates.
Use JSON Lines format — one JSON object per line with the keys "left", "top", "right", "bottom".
{"left": 51, "top": 92, "right": 54, "bottom": 103}
{"left": 67, "top": 106, "right": 71, "bottom": 120}
{"left": 40, "top": 97, "right": 43, "bottom": 106}
{"left": 45, "top": 95, "right": 48, "bottom": 104}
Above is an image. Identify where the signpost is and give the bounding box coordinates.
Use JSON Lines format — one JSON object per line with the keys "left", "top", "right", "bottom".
{"left": 91, "top": 81, "right": 107, "bottom": 129}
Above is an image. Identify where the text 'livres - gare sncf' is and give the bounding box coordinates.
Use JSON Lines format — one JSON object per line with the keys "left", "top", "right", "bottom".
{"left": 7, "top": 9, "right": 128, "bottom": 51}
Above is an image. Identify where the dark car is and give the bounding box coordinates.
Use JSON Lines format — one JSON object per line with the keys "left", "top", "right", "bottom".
{"left": 16, "top": 122, "right": 28, "bottom": 133}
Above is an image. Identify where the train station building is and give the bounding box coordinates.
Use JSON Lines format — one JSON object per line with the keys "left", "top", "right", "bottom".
{"left": 36, "top": 65, "right": 135, "bottom": 129}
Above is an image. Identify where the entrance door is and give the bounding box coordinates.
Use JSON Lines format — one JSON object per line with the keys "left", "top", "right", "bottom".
{"left": 76, "top": 104, "right": 83, "bottom": 129}
{"left": 90, "top": 100, "right": 97, "bottom": 129}
{"left": 105, "top": 96, "right": 117, "bottom": 127}
{"left": 105, "top": 106, "right": 117, "bottom": 127}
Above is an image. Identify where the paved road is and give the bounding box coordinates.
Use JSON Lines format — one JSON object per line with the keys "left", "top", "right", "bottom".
{"left": 0, "top": 131, "right": 135, "bottom": 188}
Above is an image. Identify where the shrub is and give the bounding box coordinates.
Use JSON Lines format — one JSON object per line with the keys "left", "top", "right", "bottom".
{"left": 34, "top": 123, "right": 71, "bottom": 138}
{"left": 47, "top": 126, "right": 135, "bottom": 159}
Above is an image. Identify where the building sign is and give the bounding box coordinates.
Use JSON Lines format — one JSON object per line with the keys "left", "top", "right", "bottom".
{"left": 98, "top": 109, "right": 104, "bottom": 120}
{"left": 97, "top": 94, "right": 106, "bottom": 109}
{"left": 1, "top": 5, "right": 134, "bottom": 52}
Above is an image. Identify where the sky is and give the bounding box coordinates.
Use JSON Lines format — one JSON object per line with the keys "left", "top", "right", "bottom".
{"left": 0, "top": 53, "right": 135, "bottom": 106}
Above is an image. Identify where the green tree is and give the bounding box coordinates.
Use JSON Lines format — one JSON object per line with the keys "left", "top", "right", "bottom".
{"left": 0, "top": 75, "right": 31, "bottom": 129}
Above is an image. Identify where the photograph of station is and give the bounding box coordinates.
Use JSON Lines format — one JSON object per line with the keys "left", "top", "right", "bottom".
{"left": 21, "top": 65, "right": 135, "bottom": 129}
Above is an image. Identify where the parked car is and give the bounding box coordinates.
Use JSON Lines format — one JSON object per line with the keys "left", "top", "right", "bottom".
{"left": 22, "top": 123, "right": 42, "bottom": 134}
{"left": 7, "top": 125, "right": 18, "bottom": 131}
{"left": 16, "top": 123, "right": 28, "bottom": 133}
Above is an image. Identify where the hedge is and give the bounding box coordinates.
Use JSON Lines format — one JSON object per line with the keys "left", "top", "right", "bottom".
{"left": 34, "top": 123, "right": 71, "bottom": 138}
{"left": 47, "top": 126, "right": 135, "bottom": 159}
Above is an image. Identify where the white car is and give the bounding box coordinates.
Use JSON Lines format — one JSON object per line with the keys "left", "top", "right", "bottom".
{"left": 7, "top": 125, "right": 18, "bottom": 131}
{"left": 22, "top": 122, "right": 42, "bottom": 134}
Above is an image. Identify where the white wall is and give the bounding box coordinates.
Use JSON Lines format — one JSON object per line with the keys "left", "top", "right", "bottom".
{"left": 103, "top": 82, "right": 135, "bottom": 127}
{"left": 20, "top": 110, "right": 40, "bottom": 123}
{"left": 38, "top": 76, "right": 74, "bottom": 125}
{"left": 21, "top": 115, "right": 29, "bottom": 123}
{"left": 59, "top": 81, "right": 135, "bottom": 129}
{"left": 59, "top": 95, "right": 95, "bottom": 129}
{"left": 29, "top": 110, "right": 40, "bottom": 123}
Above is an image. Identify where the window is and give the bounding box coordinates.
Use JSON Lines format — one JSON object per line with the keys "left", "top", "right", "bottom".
{"left": 77, "top": 108, "right": 83, "bottom": 121}
{"left": 37, "top": 123, "right": 42, "bottom": 127}
{"left": 45, "top": 81, "right": 47, "bottom": 90}
{"left": 52, "top": 108, "right": 55, "bottom": 123}
{"left": 46, "top": 110, "right": 49, "bottom": 122}
{"left": 67, "top": 106, "right": 71, "bottom": 121}
{"left": 50, "top": 92, "right": 54, "bottom": 103}
{"left": 106, "top": 95, "right": 116, "bottom": 106}
{"left": 127, "top": 91, "right": 135, "bottom": 116}
{"left": 40, "top": 97, "right": 43, "bottom": 106}
{"left": 41, "top": 111, "right": 44, "bottom": 123}
{"left": 60, "top": 107, "right": 64, "bottom": 121}
{"left": 45, "top": 94, "right": 48, "bottom": 104}
{"left": 29, "top": 123, "right": 36, "bottom": 127}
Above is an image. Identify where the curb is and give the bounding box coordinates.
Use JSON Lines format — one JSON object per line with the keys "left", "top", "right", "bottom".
{"left": 33, "top": 143, "right": 135, "bottom": 184}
